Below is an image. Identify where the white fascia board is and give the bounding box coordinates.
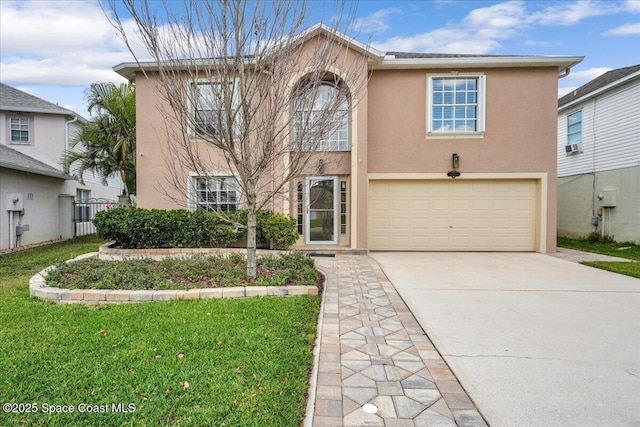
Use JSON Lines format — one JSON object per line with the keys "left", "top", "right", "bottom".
{"left": 0, "top": 106, "right": 76, "bottom": 117}
{"left": 558, "top": 70, "right": 640, "bottom": 113}
{"left": 113, "top": 57, "right": 255, "bottom": 81}
{"left": 375, "top": 55, "right": 584, "bottom": 72}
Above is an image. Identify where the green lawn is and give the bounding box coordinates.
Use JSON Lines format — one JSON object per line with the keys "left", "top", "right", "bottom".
{"left": 557, "top": 236, "right": 640, "bottom": 279}
{"left": 0, "top": 236, "right": 320, "bottom": 426}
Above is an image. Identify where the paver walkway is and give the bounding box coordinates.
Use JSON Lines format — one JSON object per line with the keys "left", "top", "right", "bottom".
{"left": 309, "top": 255, "right": 487, "bottom": 427}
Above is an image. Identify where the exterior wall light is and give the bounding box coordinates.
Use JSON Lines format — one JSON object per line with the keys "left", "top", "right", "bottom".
{"left": 447, "top": 153, "right": 461, "bottom": 178}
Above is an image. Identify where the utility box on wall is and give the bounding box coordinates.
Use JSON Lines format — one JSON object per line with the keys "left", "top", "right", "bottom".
{"left": 598, "top": 190, "right": 617, "bottom": 208}
{"left": 4, "top": 193, "right": 24, "bottom": 211}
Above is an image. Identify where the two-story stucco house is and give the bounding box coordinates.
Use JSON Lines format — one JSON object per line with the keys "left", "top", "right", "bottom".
{"left": 0, "top": 83, "right": 123, "bottom": 251}
{"left": 114, "top": 24, "right": 582, "bottom": 253}
{"left": 557, "top": 64, "right": 640, "bottom": 243}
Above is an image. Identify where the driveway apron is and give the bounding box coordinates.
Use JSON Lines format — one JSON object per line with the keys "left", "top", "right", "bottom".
{"left": 371, "top": 252, "right": 640, "bottom": 427}
{"left": 310, "top": 255, "right": 487, "bottom": 427}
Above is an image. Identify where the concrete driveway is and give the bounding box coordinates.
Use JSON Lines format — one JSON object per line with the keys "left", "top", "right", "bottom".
{"left": 370, "top": 252, "right": 640, "bottom": 427}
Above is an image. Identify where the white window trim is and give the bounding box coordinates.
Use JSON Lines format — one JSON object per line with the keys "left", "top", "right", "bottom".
{"left": 8, "top": 115, "right": 34, "bottom": 144}
{"left": 186, "top": 171, "right": 242, "bottom": 212}
{"left": 188, "top": 79, "right": 240, "bottom": 139}
{"left": 426, "top": 73, "right": 486, "bottom": 138}
{"left": 565, "top": 109, "right": 583, "bottom": 155}
{"left": 293, "top": 81, "right": 350, "bottom": 152}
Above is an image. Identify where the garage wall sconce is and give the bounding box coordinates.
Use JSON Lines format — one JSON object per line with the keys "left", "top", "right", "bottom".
{"left": 447, "top": 153, "right": 461, "bottom": 179}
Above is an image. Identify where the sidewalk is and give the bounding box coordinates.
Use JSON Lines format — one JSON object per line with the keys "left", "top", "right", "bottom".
{"left": 308, "top": 255, "right": 487, "bottom": 427}
{"left": 550, "top": 247, "right": 635, "bottom": 263}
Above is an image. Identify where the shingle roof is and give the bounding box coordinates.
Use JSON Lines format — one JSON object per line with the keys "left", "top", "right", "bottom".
{"left": 0, "top": 144, "right": 70, "bottom": 179}
{"left": 558, "top": 64, "right": 640, "bottom": 107}
{"left": 0, "top": 83, "right": 75, "bottom": 115}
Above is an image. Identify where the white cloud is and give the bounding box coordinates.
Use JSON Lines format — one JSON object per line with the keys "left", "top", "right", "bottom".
{"left": 373, "top": 1, "right": 526, "bottom": 53}
{"left": 603, "top": 21, "right": 640, "bottom": 35}
{"left": 0, "top": 0, "right": 136, "bottom": 86}
{"left": 624, "top": 0, "right": 640, "bottom": 12}
{"left": 373, "top": 0, "right": 632, "bottom": 54}
{"left": 531, "top": 0, "right": 615, "bottom": 26}
{"left": 350, "top": 8, "right": 402, "bottom": 33}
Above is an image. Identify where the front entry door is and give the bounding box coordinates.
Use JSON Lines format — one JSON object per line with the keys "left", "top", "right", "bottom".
{"left": 306, "top": 176, "right": 338, "bottom": 244}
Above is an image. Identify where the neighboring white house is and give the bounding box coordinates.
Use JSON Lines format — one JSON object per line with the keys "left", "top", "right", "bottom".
{"left": 557, "top": 64, "right": 640, "bottom": 243}
{"left": 0, "top": 83, "right": 123, "bottom": 251}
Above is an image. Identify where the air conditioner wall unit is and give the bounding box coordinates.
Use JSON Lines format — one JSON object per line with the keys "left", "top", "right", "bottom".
{"left": 565, "top": 143, "right": 582, "bottom": 154}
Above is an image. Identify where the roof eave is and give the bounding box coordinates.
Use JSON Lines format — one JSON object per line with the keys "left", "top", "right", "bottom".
{"left": 0, "top": 162, "right": 72, "bottom": 180}
{"left": 559, "top": 70, "right": 640, "bottom": 112}
{"left": 0, "top": 106, "right": 76, "bottom": 116}
{"left": 374, "top": 55, "right": 584, "bottom": 72}
{"left": 113, "top": 57, "right": 258, "bottom": 81}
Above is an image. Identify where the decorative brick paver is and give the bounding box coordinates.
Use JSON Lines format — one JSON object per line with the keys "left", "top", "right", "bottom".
{"left": 310, "top": 255, "right": 487, "bottom": 427}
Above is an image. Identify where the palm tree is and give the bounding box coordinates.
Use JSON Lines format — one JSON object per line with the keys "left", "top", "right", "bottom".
{"left": 66, "top": 82, "right": 136, "bottom": 202}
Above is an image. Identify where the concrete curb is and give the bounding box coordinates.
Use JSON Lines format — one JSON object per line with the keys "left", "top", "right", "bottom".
{"left": 303, "top": 268, "right": 328, "bottom": 427}
{"left": 29, "top": 252, "right": 319, "bottom": 305}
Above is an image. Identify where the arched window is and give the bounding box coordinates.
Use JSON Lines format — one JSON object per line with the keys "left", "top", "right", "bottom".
{"left": 293, "top": 81, "right": 349, "bottom": 151}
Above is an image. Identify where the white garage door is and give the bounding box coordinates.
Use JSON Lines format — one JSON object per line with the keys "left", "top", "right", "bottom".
{"left": 368, "top": 180, "right": 537, "bottom": 251}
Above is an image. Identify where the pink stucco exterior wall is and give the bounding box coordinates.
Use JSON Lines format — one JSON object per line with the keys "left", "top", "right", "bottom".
{"left": 366, "top": 67, "right": 559, "bottom": 251}
{"left": 133, "top": 36, "right": 559, "bottom": 252}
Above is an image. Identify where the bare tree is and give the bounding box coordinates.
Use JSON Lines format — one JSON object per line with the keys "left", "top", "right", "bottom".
{"left": 105, "top": 0, "right": 368, "bottom": 277}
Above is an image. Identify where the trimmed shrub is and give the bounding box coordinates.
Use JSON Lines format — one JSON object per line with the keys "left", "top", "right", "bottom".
{"left": 93, "top": 208, "right": 236, "bottom": 249}
{"left": 264, "top": 212, "right": 299, "bottom": 250}
{"left": 232, "top": 210, "right": 299, "bottom": 250}
{"left": 94, "top": 207, "right": 298, "bottom": 250}
{"left": 231, "top": 209, "right": 274, "bottom": 248}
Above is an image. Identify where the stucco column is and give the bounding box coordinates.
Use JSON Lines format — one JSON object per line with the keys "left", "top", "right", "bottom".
{"left": 58, "top": 194, "right": 75, "bottom": 240}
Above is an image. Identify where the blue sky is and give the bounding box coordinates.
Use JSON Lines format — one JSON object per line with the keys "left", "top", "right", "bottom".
{"left": 1, "top": 0, "right": 639, "bottom": 117}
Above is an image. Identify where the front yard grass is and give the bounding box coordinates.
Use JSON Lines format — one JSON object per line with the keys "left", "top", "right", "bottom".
{"left": 557, "top": 236, "right": 640, "bottom": 279}
{"left": 0, "top": 236, "right": 320, "bottom": 426}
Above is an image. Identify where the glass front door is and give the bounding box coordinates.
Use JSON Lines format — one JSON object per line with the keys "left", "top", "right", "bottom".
{"left": 306, "top": 176, "right": 338, "bottom": 244}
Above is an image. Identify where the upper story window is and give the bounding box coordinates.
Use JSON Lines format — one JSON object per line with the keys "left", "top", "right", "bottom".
{"left": 192, "top": 81, "right": 238, "bottom": 139}
{"left": 192, "top": 175, "right": 239, "bottom": 212}
{"left": 565, "top": 110, "right": 583, "bottom": 155}
{"left": 10, "top": 117, "right": 31, "bottom": 144}
{"left": 293, "top": 82, "right": 349, "bottom": 151}
{"left": 428, "top": 75, "right": 485, "bottom": 135}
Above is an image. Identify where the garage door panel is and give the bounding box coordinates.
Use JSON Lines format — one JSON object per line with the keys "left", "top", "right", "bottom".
{"left": 369, "top": 180, "right": 536, "bottom": 251}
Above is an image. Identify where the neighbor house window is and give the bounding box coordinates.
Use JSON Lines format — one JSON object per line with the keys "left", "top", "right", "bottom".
{"left": 10, "top": 117, "right": 31, "bottom": 143}
{"left": 192, "top": 176, "right": 239, "bottom": 212}
{"left": 566, "top": 110, "right": 582, "bottom": 154}
{"left": 192, "top": 81, "right": 238, "bottom": 138}
{"left": 428, "top": 75, "right": 485, "bottom": 134}
{"left": 75, "top": 189, "right": 91, "bottom": 222}
{"left": 293, "top": 82, "right": 349, "bottom": 151}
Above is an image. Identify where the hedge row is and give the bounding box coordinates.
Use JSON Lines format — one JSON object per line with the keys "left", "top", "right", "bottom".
{"left": 92, "top": 208, "right": 298, "bottom": 250}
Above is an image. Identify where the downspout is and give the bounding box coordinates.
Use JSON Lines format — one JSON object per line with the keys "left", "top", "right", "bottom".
{"left": 558, "top": 67, "right": 571, "bottom": 79}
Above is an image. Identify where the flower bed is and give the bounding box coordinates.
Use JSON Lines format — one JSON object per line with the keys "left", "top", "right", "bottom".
{"left": 30, "top": 249, "right": 323, "bottom": 305}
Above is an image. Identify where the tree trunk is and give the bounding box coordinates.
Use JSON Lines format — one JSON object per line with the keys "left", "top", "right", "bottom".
{"left": 246, "top": 208, "right": 257, "bottom": 278}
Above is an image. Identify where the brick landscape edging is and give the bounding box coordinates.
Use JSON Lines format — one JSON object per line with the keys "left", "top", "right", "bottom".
{"left": 29, "top": 252, "right": 319, "bottom": 305}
